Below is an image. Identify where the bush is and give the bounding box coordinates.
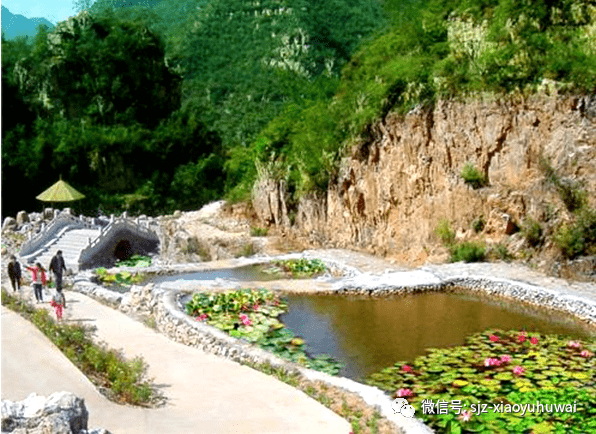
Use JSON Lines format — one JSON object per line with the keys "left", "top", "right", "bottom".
{"left": 554, "top": 207, "right": 596, "bottom": 259}
{"left": 521, "top": 217, "right": 543, "bottom": 247}
{"left": 490, "top": 243, "right": 514, "bottom": 262}
{"left": 449, "top": 241, "right": 486, "bottom": 263}
{"left": 250, "top": 226, "right": 269, "bottom": 237}
{"left": 460, "top": 163, "right": 486, "bottom": 189}
{"left": 435, "top": 219, "right": 455, "bottom": 246}
{"left": 471, "top": 215, "right": 485, "bottom": 233}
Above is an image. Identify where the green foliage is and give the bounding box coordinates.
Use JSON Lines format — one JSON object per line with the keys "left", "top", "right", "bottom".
{"left": 1, "top": 290, "right": 155, "bottom": 405}
{"left": 271, "top": 258, "right": 328, "bottom": 277}
{"left": 116, "top": 255, "right": 152, "bottom": 268}
{"left": 367, "top": 328, "right": 596, "bottom": 434}
{"left": 554, "top": 207, "right": 596, "bottom": 259}
{"left": 460, "top": 162, "right": 487, "bottom": 189}
{"left": 450, "top": 241, "right": 486, "bottom": 263}
{"left": 490, "top": 243, "right": 514, "bottom": 262}
{"left": 435, "top": 219, "right": 455, "bottom": 246}
{"left": 236, "top": 243, "right": 255, "bottom": 258}
{"left": 521, "top": 217, "right": 543, "bottom": 247}
{"left": 94, "top": 268, "right": 146, "bottom": 289}
{"left": 185, "top": 288, "right": 342, "bottom": 375}
{"left": 250, "top": 227, "right": 269, "bottom": 237}
{"left": 471, "top": 215, "right": 485, "bottom": 233}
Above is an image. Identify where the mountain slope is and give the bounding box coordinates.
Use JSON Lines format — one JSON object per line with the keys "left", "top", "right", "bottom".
{"left": 1, "top": 6, "right": 54, "bottom": 40}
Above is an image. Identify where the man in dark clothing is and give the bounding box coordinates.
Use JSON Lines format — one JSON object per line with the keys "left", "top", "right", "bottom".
{"left": 49, "top": 250, "right": 67, "bottom": 307}
{"left": 7, "top": 255, "right": 21, "bottom": 292}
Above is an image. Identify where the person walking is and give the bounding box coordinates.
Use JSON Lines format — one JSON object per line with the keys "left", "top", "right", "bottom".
{"left": 26, "top": 263, "right": 47, "bottom": 303}
{"left": 49, "top": 250, "right": 67, "bottom": 307}
{"left": 7, "top": 256, "right": 22, "bottom": 292}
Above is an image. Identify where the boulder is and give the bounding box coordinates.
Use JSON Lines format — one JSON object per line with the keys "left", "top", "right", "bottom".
{"left": 16, "top": 211, "right": 29, "bottom": 225}
{"left": 0, "top": 392, "right": 111, "bottom": 434}
{"left": 2, "top": 217, "right": 17, "bottom": 231}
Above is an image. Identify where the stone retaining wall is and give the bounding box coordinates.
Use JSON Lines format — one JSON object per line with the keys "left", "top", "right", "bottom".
{"left": 71, "top": 261, "right": 596, "bottom": 434}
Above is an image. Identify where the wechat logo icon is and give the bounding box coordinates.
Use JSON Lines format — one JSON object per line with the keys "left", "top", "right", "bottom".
{"left": 391, "top": 398, "right": 416, "bottom": 418}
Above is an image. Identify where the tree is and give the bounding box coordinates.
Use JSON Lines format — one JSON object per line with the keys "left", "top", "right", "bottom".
{"left": 14, "top": 11, "right": 180, "bottom": 128}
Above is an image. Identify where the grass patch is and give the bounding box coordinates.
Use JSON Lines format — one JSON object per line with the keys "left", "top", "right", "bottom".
{"left": 366, "top": 329, "right": 596, "bottom": 434}
{"left": 489, "top": 243, "right": 514, "bottom": 262}
{"left": 1, "top": 289, "right": 157, "bottom": 406}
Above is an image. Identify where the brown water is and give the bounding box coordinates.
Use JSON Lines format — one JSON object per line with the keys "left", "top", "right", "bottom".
{"left": 280, "top": 291, "right": 596, "bottom": 380}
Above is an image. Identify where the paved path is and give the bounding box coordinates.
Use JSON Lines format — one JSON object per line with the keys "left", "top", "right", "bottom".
{"left": 1, "top": 287, "right": 351, "bottom": 434}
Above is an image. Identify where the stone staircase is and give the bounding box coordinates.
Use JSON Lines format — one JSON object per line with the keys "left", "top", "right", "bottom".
{"left": 23, "top": 228, "right": 101, "bottom": 272}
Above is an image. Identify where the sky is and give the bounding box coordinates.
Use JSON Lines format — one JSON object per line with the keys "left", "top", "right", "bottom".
{"left": 2, "top": 0, "right": 79, "bottom": 24}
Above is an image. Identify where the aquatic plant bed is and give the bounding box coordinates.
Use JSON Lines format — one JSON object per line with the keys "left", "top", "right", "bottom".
{"left": 1, "top": 289, "right": 158, "bottom": 406}
{"left": 93, "top": 267, "right": 147, "bottom": 293}
{"left": 367, "top": 329, "right": 596, "bottom": 433}
{"left": 184, "top": 288, "right": 343, "bottom": 375}
{"left": 270, "top": 258, "right": 328, "bottom": 278}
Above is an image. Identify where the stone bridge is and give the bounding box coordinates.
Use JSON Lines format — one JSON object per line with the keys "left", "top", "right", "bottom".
{"left": 19, "top": 212, "right": 159, "bottom": 272}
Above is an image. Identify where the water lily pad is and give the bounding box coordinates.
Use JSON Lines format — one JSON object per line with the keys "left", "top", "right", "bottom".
{"left": 452, "top": 379, "right": 469, "bottom": 387}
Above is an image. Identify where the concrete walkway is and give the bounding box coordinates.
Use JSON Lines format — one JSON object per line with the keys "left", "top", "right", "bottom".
{"left": 1, "top": 287, "right": 351, "bottom": 434}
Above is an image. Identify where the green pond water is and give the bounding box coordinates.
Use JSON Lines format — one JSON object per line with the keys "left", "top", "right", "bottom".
{"left": 151, "top": 264, "right": 286, "bottom": 283}
{"left": 279, "top": 291, "right": 596, "bottom": 380}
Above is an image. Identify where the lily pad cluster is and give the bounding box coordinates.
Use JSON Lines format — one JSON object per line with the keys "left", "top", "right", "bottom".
{"left": 116, "top": 255, "right": 152, "bottom": 267}
{"left": 269, "top": 258, "right": 327, "bottom": 278}
{"left": 94, "top": 267, "right": 146, "bottom": 290}
{"left": 185, "top": 288, "right": 343, "bottom": 375}
{"left": 367, "top": 329, "right": 596, "bottom": 433}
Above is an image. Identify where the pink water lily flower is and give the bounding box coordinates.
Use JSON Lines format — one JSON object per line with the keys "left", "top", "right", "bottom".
{"left": 484, "top": 358, "right": 501, "bottom": 367}
{"left": 402, "top": 365, "right": 412, "bottom": 373}
{"left": 567, "top": 341, "right": 581, "bottom": 348}
{"left": 518, "top": 334, "right": 526, "bottom": 343}
{"left": 530, "top": 337, "right": 539, "bottom": 345}
{"left": 253, "top": 304, "right": 260, "bottom": 311}
{"left": 500, "top": 354, "right": 512, "bottom": 363}
{"left": 458, "top": 410, "right": 472, "bottom": 422}
{"left": 580, "top": 350, "right": 592, "bottom": 358}
{"left": 196, "top": 313, "right": 208, "bottom": 322}
{"left": 513, "top": 366, "right": 525, "bottom": 376}
{"left": 489, "top": 335, "right": 499, "bottom": 342}
{"left": 239, "top": 313, "right": 252, "bottom": 326}
{"left": 396, "top": 388, "right": 413, "bottom": 397}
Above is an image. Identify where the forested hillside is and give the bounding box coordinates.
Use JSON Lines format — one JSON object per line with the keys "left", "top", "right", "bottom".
{"left": 2, "top": 0, "right": 595, "bottom": 218}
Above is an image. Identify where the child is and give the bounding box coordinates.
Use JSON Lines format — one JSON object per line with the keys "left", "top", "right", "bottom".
{"left": 26, "top": 262, "right": 47, "bottom": 303}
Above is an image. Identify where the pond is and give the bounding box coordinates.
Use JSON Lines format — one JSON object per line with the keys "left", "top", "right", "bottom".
{"left": 279, "top": 291, "right": 596, "bottom": 381}
{"left": 151, "top": 264, "right": 285, "bottom": 284}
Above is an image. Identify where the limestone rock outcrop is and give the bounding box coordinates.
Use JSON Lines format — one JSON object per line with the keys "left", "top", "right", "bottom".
{"left": 1, "top": 392, "right": 110, "bottom": 434}
{"left": 251, "top": 95, "right": 596, "bottom": 268}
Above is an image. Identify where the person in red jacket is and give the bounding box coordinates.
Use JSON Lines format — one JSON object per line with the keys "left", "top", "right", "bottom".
{"left": 26, "top": 262, "right": 47, "bottom": 303}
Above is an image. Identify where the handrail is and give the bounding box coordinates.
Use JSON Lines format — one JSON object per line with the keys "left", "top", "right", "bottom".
{"left": 78, "top": 217, "right": 159, "bottom": 268}
{"left": 20, "top": 214, "right": 97, "bottom": 257}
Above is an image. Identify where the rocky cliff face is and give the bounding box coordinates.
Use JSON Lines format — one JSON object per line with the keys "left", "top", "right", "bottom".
{"left": 252, "top": 94, "right": 596, "bottom": 269}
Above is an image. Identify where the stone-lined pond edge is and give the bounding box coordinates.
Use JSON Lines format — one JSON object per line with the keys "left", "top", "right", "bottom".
{"left": 71, "top": 255, "right": 596, "bottom": 434}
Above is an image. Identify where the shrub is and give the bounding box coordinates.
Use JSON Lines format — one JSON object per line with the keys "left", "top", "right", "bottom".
{"left": 250, "top": 226, "right": 269, "bottom": 237}
{"left": 490, "top": 243, "right": 514, "bottom": 262}
{"left": 554, "top": 207, "right": 596, "bottom": 259}
{"left": 460, "top": 163, "right": 486, "bottom": 189}
{"left": 236, "top": 243, "right": 255, "bottom": 258}
{"left": 471, "top": 215, "right": 485, "bottom": 233}
{"left": 435, "top": 219, "right": 455, "bottom": 246}
{"left": 449, "top": 241, "right": 486, "bottom": 263}
{"left": 521, "top": 217, "right": 543, "bottom": 247}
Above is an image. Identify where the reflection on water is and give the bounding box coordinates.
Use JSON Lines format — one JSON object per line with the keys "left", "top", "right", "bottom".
{"left": 151, "top": 264, "right": 282, "bottom": 283}
{"left": 280, "top": 291, "right": 596, "bottom": 380}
